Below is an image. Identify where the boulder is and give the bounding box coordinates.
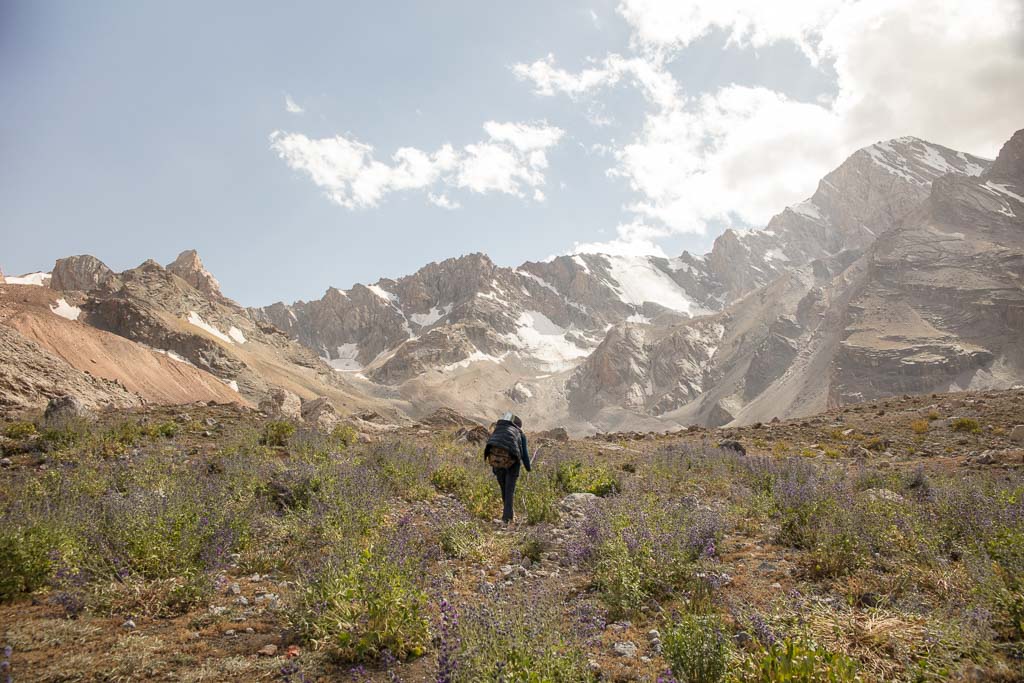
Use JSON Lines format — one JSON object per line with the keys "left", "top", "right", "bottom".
{"left": 861, "top": 488, "right": 905, "bottom": 504}
{"left": 43, "top": 395, "right": 93, "bottom": 425}
{"left": 560, "top": 492, "right": 599, "bottom": 516}
{"left": 258, "top": 387, "right": 301, "bottom": 420}
{"left": 454, "top": 425, "right": 489, "bottom": 444}
{"left": 300, "top": 397, "right": 339, "bottom": 432}
{"left": 537, "top": 427, "right": 570, "bottom": 442}
{"left": 718, "top": 439, "right": 746, "bottom": 455}
{"left": 1010, "top": 425, "right": 1024, "bottom": 444}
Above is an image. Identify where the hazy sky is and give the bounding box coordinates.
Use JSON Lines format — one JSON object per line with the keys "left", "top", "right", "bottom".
{"left": 3, "top": 1, "right": 1022, "bottom": 306}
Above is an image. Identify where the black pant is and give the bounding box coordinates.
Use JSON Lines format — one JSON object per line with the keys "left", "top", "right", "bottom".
{"left": 493, "top": 463, "right": 520, "bottom": 522}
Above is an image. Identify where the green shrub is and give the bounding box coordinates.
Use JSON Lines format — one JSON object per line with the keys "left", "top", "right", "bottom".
{"left": 516, "top": 471, "right": 561, "bottom": 525}
{"left": 147, "top": 421, "right": 179, "bottom": 439}
{"left": 910, "top": 419, "right": 929, "bottom": 434}
{"left": 289, "top": 547, "right": 431, "bottom": 662}
{"left": 0, "top": 524, "right": 59, "bottom": 602}
{"left": 431, "top": 462, "right": 469, "bottom": 493}
{"left": 2, "top": 421, "right": 37, "bottom": 439}
{"left": 662, "top": 613, "right": 730, "bottom": 683}
{"left": 594, "top": 536, "right": 648, "bottom": 617}
{"left": 331, "top": 424, "right": 358, "bottom": 448}
{"left": 440, "top": 520, "right": 484, "bottom": 561}
{"left": 740, "top": 640, "right": 861, "bottom": 682}
{"left": 950, "top": 418, "right": 981, "bottom": 434}
{"left": 262, "top": 420, "right": 296, "bottom": 447}
{"left": 556, "top": 461, "right": 620, "bottom": 497}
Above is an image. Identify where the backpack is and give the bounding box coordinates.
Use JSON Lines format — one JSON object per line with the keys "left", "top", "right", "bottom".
{"left": 484, "top": 419, "right": 522, "bottom": 469}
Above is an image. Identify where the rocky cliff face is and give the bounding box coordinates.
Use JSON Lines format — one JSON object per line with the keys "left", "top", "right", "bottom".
{"left": 564, "top": 131, "right": 1021, "bottom": 430}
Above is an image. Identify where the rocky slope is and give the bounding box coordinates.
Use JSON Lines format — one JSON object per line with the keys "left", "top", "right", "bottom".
{"left": 568, "top": 131, "right": 1023, "bottom": 430}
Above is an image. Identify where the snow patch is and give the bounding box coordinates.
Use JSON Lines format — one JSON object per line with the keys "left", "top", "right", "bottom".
{"left": 224, "top": 379, "right": 240, "bottom": 392}
{"left": 4, "top": 272, "right": 51, "bottom": 286}
{"left": 367, "top": 284, "right": 398, "bottom": 303}
{"left": 508, "top": 310, "right": 589, "bottom": 371}
{"left": 864, "top": 143, "right": 921, "bottom": 184}
{"left": 915, "top": 143, "right": 958, "bottom": 175}
{"left": 763, "top": 248, "right": 789, "bottom": 263}
{"left": 602, "top": 255, "right": 696, "bottom": 314}
{"left": 186, "top": 311, "right": 233, "bottom": 344}
{"left": 50, "top": 298, "right": 81, "bottom": 321}
{"left": 957, "top": 152, "right": 986, "bottom": 176}
{"left": 153, "top": 348, "right": 196, "bottom": 367}
{"left": 227, "top": 327, "right": 247, "bottom": 344}
{"left": 626, "top": 313, "right": 650, "bottom": 324}
{"left": 410, "top": 305, "right": 451, "bottom": 327}
{"left": 791, "top": 200, "right": 824, "bottom": 221}
{"left": 442, "top": 350, "right": 506, "bottom": 371}
{"left": 516, "top": 269, "right": 561, "bottom": 295}
{"left": 983, "top": 181, "right": 1024, "bottom": 204}
{"left": 329, "top": 343, "right": 362, "bottom": 372}
{"left": 572, "top": 255, "right": 591, "bottom": 274}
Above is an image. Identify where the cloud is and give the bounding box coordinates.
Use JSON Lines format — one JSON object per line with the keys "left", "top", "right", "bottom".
{"left": 284, "top": 95, "right": 304, "bottom": 114}
{"left": 517, "top": 0, "right": 1024, "bottom": 251}
{"left": 270, "top": 121, "right": 563, "bottom": 209}
{"left": 570, "top": 221, "right": 670, "bottom": 257}
{"left": 427, "top": 192, "right": 461, "bottom": 210}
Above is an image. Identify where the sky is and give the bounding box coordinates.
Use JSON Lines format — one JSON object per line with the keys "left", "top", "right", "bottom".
{"left": 2, "top": 0, "right": 1022, "bottom": 306}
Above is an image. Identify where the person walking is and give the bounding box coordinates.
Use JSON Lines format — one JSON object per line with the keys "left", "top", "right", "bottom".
{"left": 483, "top": 412, "right": 531, "bottom": 524}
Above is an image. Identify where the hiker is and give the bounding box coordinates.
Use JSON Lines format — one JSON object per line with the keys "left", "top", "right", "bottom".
{"left": 483, "top": 412, "right": 531, "bottom": 524}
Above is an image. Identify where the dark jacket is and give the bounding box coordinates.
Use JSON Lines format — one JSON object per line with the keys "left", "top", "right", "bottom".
{"left": 485, "top": 419, "right": 531, "bottom": 471}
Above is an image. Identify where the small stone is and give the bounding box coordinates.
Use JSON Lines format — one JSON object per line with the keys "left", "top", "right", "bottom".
{"left": 249, "top": 573, "right": 262, "bottom": 582}
{"left": 235, "top": 596, "right": 249, "bottom": 606}
{"left": 228, "top": 582, "right": 241, "bottom": 595}
{"left": 613, "top": 641, "right": 638, "bottom": 658}
{"left": 588, "top": 659, "right": 602, "bottom": 674}
{"left": 122, "top": 619, "right": 136, "bottom": 629}
{"left": 640, "top": 655, "right": 652, "bottom": 663}
{"left": 0, "top": 457, "right": 12, "bottom": 468}
{"left": 245, "top": 627, "right": 255, "bottom": 634}
{"left": 257, "top": 644, "right": 278, "bottom": 656}
{"left": 224, "top": 629, "right": 236, "bottom": 636}
{"left": 500, "top": 564, "right": 515, "bottom": 578}
{"left": 647, "top": 629, "right": 661, "bottom": 640}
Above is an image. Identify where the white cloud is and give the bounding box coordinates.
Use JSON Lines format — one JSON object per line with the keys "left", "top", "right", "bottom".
{"left": 284, "top": 95, "right": 304, "bottom": 114}
{"left": 270, "top": 121, "right": 563, "bottom": 208}
{"left": 516, "top": 0, "right": 1024, "bottom": 248}
{"left": 570, "top": 221, "right": 670, "bottom": 257}
{"left": 428, "top": 192, "right": 461, "bottom": 210}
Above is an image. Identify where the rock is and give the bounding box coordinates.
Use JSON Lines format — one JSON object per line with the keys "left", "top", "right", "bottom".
{"left": 718, "top": 439, "right": 746, "bottom": 455}
{"left": 612, "top": 641, "right": 638, "bottom": 658}
{"left": 122, "top": 619, "right": 136, "bottom": 630}
{"left": 44, "top": 395, "right": 93, "bottom": 425}
{"left": 257, "top": 644, "right": 278, "bottom": 657}
{"left": 647, "top": 629, "right": 661, "bottom": 641}
{"left": 227, "top": 582, "right": 241, "bottom": 595}
{"left": 973, "top": 451, "right": 996, "bottom": 465}
{"left": 258, "top": 388, "right": 301, "bottom": 420}
{"left": 0, "top": 457, "right": 12, "bottom": 468}
{"left": 51, "top": 254, "right": 117, "bottom": 292}
{"left": 454, "top": 425, "right": 489, "bottom": 444}
{"left": 537, "top": 427, "right": 570, "bottom": 442}
{"left": 166, "top": 249, "right": 224, "bottom": 299}
{"left": 1010, "top": 425, "right": 1024, "bottom": 444}
{"left": 560, "top": 492, "right": 599, "bottom": 515}
{"left": 300, "top": 397, "right": 340, "bottom": 432}
{"left": 861, "top": 488, "right": 905, "bottom": 504}
{"left": 588, "top": 659, "right": 602, "bottom": 674}
{"left": 224, "top": 629, "right": 236, "bottom": 637}
{"left": 235, "top": 596, "right": 249, "bottom": 606}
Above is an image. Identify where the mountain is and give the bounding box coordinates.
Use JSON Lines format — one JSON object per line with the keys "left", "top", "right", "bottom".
{"left": 2, "top": 131, "right": 1019, "bottom": 432}
{"left": 567, "top": 132, "right": 1023, "bottom": 429}
{"left": 0, "top": 251, "right": 401, "bottom": 420}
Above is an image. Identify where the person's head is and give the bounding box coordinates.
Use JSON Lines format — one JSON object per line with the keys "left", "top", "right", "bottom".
{"left": 512, "top": 415, "right": 523, "bottom": 429}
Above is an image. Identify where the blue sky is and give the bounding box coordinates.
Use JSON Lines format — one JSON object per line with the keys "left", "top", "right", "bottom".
{"left": 3, "top": 1, "right": 1021, "bottom": 306}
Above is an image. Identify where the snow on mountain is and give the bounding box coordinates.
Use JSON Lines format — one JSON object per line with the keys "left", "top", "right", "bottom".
{"left": 4, "top": 272, "right": 52, "bottom": 286}
{"left": 50, "top": 298, "right": 82, "bottom": 321}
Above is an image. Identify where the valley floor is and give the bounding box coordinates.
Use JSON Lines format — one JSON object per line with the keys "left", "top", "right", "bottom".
{"left": 2, "top": 390, "right": 1023, "bottom": 681}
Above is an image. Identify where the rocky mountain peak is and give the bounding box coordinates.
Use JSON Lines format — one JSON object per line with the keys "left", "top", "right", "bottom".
{"left": 988, "top": 128, "right": 1024, "bottom": 181}
{"left": 167, "top": 250, "right": 223, "bottom": 299}
{"left": 50, "top": 254, "right": 116, "bottom": 292}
